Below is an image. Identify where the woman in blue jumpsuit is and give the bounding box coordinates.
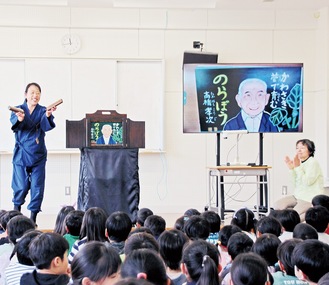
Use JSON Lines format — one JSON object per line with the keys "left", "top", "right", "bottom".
{"left": 10, "top": 82, "right": 57, "bottom": 224}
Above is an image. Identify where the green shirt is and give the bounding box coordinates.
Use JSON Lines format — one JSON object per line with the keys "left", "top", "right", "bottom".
{"left": 63, "top": 233, "right": 80, "bottom": 255}
{"left": 291, "top": 156, "right": 324, "bottom": 202}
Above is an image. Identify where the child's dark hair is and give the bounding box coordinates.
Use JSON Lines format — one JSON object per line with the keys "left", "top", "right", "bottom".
{"left": 54, "top": 205, "right": 75, "bottom": 235}
{"left": 201, "top": 210, "right": 221, "bottom": 233}
{"left": 231, "top": 208, "right": 256, "bottom": 233}
{"left": 293, "top": 222, "right": 318, "bottom": 240}
{"left": 121, "top": 248, "right": 168, "bottom": 285}
{"left": 71, "top": 241, "right": 121, "bottom": 284}
{"left": 106, "top": 211, "right": 132, "bottom": 242}
{"left": 158, "top": 229, "right": 189, "bottom": 270}
{"left": 292, "top": 239, "right": 329, "bottom": 283}
{"left": 312, "top": 194, "right": 329, "bottom": 211}
{"left": 218, "top": 225, "right": 241, "bottom": 247}
{"left": 305, "top": 205, "right": 329, "bottom": 232}
{"left": 10, "top": 230, "right": 42, "bottom": 264}
{"left": 0, "top": 210, "right": 22, "bottom": 232}
{"left": 227, "top": 232, "right": 253, "bottom": 260}
{"left": 231, "top": 252, "right": 273, "bottom": 285}
{"left": 184, "top": 215, "right": 210, "bottom": 240}
{"left": 270, "top": 209, "right": 300, "bottom": 232}
{"left": 29, "top": 232, "right": 69, "bottom": 269}
{"left": 128, "top": 227, "right": 153, "bottom": 237}
{"left": 143, "top": 214, "right": 166, "bottom": 239}
{"left": 0, "top": 209, "right": 7, "bottom": 218}
{"left": 64, "top": 210, "right": 84, "bottom": 236}
{"left": 79, "top": 207, "right": 108, "bottom": 242}
{"left": 174, "top": 215, "right": 189, "bottom": 232}
{"left": 182, "top": 239, "right": 220, "bottom": 285}
{"left": 7, "top": 215, "right": 36, "bottom": 244}
{"left": 256, "top": 216, "right": 282, "bottom": 237}
{"left": 0, "top": 210, "right": 7, "bottom": 231}
{"left": 252, "top": 233, "right": 281, "bottom": 266}
{"left": 136, "top": 208, "right": 153, "bottom": 227}
{"left": 276, "top": 238, "right": 303, "bottom": 276}
{"left": 184, "top": 208, "right": 201, "bottom": 217}
{"left": 124, "top": 232, "right": 159, "bottom": 256}
{"left": 114, "top": 277, "right": 154, "bottom": 285}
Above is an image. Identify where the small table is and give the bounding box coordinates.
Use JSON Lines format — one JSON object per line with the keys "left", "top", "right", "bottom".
{"left": 207, "top": 165, "right": 271, "bottom": 219}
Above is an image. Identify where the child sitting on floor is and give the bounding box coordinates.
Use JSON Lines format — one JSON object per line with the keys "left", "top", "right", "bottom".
{"left": 63, "top": 210, "right": 84, "bottom": 255}
{"left": 20, "top": 232, "right": 70, "bottom": 285}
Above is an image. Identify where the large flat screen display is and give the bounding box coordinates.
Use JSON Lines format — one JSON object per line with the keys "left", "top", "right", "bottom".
{"left": 183, "top": 63, "right": 303, "bottom": 133}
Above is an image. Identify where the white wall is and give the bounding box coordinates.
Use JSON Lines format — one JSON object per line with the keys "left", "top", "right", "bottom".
{"left": 0, "top": 5, "right": 328, "bottom": 226}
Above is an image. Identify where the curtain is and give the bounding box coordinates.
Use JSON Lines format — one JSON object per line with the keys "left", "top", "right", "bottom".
{"left": 78, "top": 148, "right": 140, "bottom": 223}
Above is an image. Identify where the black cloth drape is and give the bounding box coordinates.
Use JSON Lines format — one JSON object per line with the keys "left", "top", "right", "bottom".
{"left": 77, "top": 148, "right": 140, "bottom": 223}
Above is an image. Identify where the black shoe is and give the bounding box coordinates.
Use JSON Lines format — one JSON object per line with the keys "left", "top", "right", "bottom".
{"left": 14, "top": 205, "right": 21, "bottom": 212}
{"left": 30, "top": 212, "right": 38, "bottom": 224}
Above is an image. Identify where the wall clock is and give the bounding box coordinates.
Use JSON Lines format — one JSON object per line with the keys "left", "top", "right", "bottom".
{"left": 61, "top": 34, "right": 81, "bottom": 54}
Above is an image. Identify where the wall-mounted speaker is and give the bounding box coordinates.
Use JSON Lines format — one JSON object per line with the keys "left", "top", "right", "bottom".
{"left": 183, "top": 51, "right": 218, "bottom": 65}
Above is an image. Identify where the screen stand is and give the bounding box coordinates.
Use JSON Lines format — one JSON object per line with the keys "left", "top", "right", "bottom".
{"left": 210, "top": 132, "right": 267, "bottom": 218}
{"left": 218, "top": 132, "right": 264, "bottom": 166}
{"left": 259, "top": 133, "right": 268, "bottom": 209}
{"left": 231, "top": 134, "right": 248, "bottom": 166}
{"left": 259, "top": 132, "right": 264, "bottom": 166}
{"left": 222, "top": 130, "right": 248, "bottom": 166}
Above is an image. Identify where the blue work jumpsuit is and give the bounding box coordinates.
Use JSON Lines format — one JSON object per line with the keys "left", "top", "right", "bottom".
{"left": 10, "top": 100, "right": 55, "bottom": 213}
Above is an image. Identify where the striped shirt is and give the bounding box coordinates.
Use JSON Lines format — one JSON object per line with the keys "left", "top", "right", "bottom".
{"left": 4, "top": 263, "right": 35, "bottom": 285}
{"left": 68, "top": 237, "right": 87, "bottom": 264}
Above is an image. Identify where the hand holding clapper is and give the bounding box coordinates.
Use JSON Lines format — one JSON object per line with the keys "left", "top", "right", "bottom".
{"left": 8, "top": 99, "right": 63, "bottom": 113}
{"left": 8, "top": 106, "right": 24, "bottom": 113}
{"left": 46, "top": 99, "right": 63, "bottom": 110}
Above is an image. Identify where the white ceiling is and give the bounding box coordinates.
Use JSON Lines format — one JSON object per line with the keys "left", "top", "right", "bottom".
{"left": 0, "top": 0, "right": 328, "bottom": 10}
